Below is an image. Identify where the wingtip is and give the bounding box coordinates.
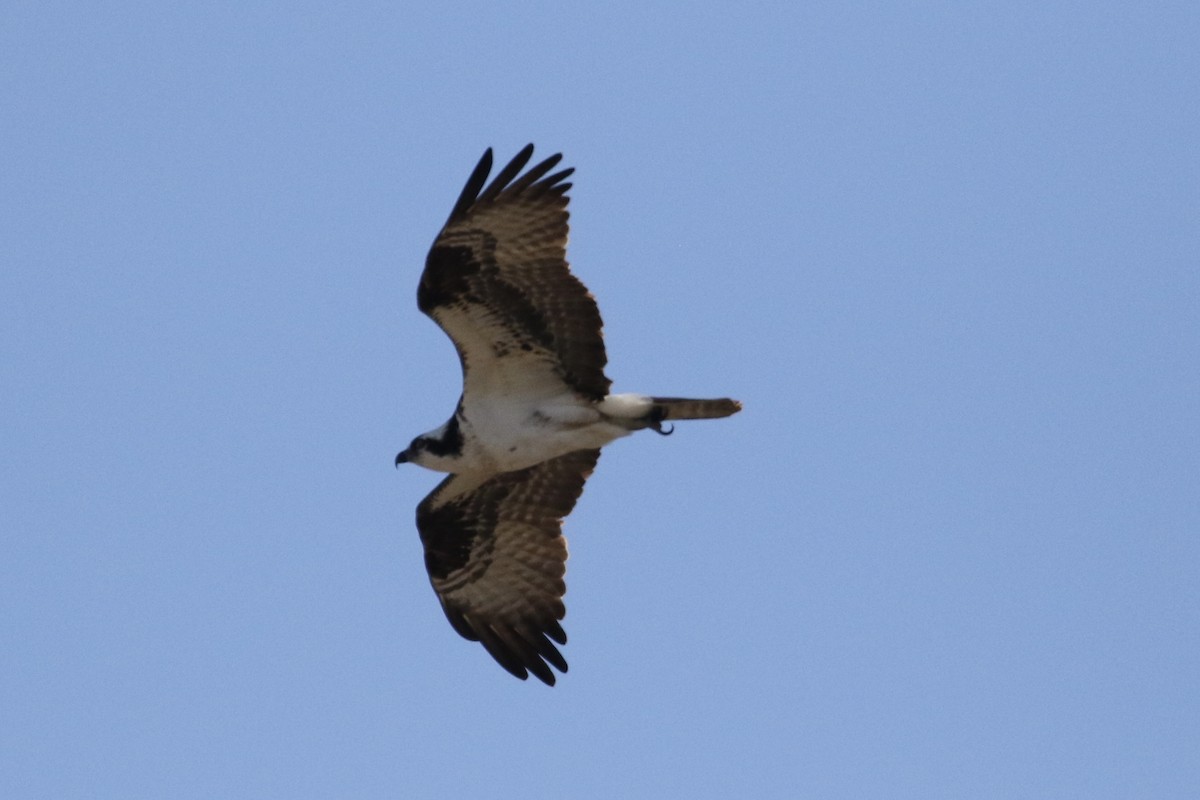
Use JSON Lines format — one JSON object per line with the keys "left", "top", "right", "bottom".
{"left": 474, "top": 147, "right": 494, "bottom": 174}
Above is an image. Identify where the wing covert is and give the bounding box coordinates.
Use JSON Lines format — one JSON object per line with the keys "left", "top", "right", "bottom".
{"left": 418, "top": 145, "right": 610, "bottom": 401}
{"left": 416, "top": 448, "right": 601, "bottom": 685}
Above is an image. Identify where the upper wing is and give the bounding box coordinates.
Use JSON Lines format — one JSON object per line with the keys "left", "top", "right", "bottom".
{"left": 416, "top": 448, "right": 601, "bottom": 686}
{"left": 418, "top": 145, "right": 611, "bottom": 402}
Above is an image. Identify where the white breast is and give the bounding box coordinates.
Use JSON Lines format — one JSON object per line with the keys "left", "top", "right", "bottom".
{"left": 462, "top": 391, "right": 631, "bottom": 472}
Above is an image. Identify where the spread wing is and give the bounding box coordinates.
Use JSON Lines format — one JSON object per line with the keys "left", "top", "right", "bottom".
{"left": 416, "top": 448, "right": 601, "bottom": 685}
{"left": 418, "top": 144, "right": 611, "bottom": 402}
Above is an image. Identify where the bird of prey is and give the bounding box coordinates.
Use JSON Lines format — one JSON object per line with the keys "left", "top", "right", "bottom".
{"left": 396, "top": 144, "right": 741, "bottom": 685}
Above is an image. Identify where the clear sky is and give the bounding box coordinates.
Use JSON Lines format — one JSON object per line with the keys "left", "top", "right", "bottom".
{"left": 2, "top": 2, "right": 1197, "bottom": 797}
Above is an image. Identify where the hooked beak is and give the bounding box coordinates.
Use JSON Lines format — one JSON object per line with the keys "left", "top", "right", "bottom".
{"left": 394, "top": 450, "right": 409, "bottom": 468}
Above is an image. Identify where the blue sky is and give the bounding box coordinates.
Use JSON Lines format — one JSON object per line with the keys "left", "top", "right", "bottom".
{"left": 2, "top": 2, "right": 1197, "bottom": 797}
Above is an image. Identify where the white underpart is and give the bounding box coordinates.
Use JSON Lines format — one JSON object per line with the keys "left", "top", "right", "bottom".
{"left": 414, "top": 297, "right": 664, "bottom": 474}
{"left": 596, "top": 393, "right": 655, "bottom": 418}
{"left": 416, "top": 391, "right": 655, "bottom": 475}
{"left": 470, "top": 390, "right": 650, "bottom": 473}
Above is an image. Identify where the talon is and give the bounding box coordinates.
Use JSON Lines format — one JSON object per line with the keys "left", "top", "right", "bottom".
{"left": 646, "top": 406, "right": 674, "bottom": 436}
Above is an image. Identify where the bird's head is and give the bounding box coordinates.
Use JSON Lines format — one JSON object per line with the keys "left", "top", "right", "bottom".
{"left": 395, "top": 418, "right": 463, "bottom": 473}
{"left": 394, "top": 436, "right": 427, "bottom": 467}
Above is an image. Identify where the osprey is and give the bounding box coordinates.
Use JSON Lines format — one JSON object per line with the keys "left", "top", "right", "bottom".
{"left": 397, "top": 145, "right": 741, "bottom": 685}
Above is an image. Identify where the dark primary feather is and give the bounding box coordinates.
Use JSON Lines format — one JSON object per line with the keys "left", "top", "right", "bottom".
{"left": 418, "top": 145, "right": 611, "bottom": 401}
{"left": 416, "top": 449, "right": 601, "bottom": 686}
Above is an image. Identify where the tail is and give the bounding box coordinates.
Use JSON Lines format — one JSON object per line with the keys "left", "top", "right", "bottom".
{"left": 597, "top": 394, "right": 742, "bottom": 434}
{"left": 648, "top": 396, "right": 742, "bottom": 421}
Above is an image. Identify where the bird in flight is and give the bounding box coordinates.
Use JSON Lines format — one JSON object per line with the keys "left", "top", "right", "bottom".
{"left": 396, "top": 144, "right": 741, "bottom": 685}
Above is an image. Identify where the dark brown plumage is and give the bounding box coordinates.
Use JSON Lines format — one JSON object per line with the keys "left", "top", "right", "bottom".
{"left": 419, "top": 144, "right": 611, "bottom": 401}
{"left": 417, "top": 448, "right": 600, "bottom": 685}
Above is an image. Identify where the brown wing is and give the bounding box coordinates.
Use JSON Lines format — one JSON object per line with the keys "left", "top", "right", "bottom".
{"left": 418, "top": 145, "right": 611, "bottom": 402}
{"left": 416, "top": 448, "right": 601, "bottom": 685}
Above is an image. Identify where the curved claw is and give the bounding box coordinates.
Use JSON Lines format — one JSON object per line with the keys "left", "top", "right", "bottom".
{"left": 650, "top": 421, "right": 675, "bottom": 436}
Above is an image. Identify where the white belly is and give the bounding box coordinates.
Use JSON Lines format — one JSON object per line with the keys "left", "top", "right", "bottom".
{"left": 462, "top": 394, "right": 631, "bottom": 472}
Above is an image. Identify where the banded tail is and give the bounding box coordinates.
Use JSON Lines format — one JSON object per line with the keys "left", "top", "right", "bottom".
{"left": 597, "top": 394, "right": 742, "bottom": 433}
{"left": 649, "top": 396, "right": 742, "bottom": 421}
